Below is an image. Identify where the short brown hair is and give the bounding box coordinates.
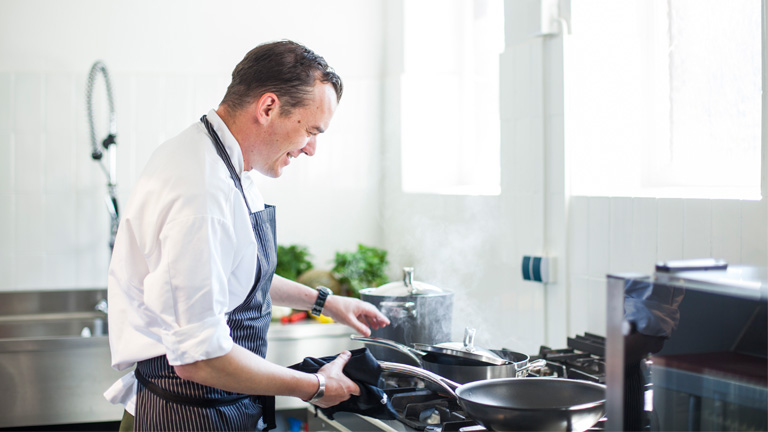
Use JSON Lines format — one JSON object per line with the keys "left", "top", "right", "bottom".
{"left": 220, "top": 40, "right": 343, "bottom": 115}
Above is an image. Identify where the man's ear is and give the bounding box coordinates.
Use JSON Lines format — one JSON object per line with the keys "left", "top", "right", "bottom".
{"left": 254, "top": 92, "right": 280, "bottom": 124}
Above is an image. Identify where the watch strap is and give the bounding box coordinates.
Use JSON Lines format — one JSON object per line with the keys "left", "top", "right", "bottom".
{"left": 311, "top": 286, "right": 331, "bottom": 316}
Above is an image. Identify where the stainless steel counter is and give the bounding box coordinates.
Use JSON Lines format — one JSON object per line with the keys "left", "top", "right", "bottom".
{"left": 0, "top": 289, "right": 363, "bottom": 428}
{"left": 307, "top": 407, "right": 409, "bottom": 432}
{"left": 267, "top": 321, "right": 364, "bottom": 410}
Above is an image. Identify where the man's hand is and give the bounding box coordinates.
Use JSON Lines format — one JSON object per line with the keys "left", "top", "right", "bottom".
{"left": 322, "top": 296, "right": 390, "bottom": 337}
{"left": 311, "top": 351, "right": 360, "bottom": 408}
{"left": 268, "top": 275, "right": 390, "bottom": 336}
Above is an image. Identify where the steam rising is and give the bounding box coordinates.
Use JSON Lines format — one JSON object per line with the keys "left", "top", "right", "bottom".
{"left": 378, "top": 194, "right": 541, "bottom": 354}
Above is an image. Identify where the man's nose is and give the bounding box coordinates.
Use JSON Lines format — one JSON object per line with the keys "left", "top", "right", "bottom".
{"left": 302, "top": 137, "right": 317, "bottom": 157}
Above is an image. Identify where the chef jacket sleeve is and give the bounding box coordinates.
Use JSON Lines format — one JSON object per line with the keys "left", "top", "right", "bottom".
{"left": 143, "top": 214, "right": 238, "bottom": 366}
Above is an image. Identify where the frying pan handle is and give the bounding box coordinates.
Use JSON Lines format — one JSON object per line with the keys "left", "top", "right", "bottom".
{"left": 351, "top": 335, "right": 426, "bottom": 366}
{"left": 378, "top": 361, "right": 461, "bottom": 401}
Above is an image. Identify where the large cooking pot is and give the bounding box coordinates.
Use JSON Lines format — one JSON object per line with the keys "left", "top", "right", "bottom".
{"left": 360, "top": 267, "right": 453, "bottom": 362}
{"left": 353, "top": 329, "right": 546, "bottom": 383}
{"left": 380, "top": 362, "right": 606, "bottom": 432}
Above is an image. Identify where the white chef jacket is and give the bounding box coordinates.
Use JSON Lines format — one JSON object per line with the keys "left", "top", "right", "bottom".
{"left": 104, "top": 109, "right": 266, "bottom": 414}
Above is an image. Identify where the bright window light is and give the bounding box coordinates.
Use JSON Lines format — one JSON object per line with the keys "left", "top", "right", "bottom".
{"left": 565, "top": 0, "right": 762, "bottom": 200}
{"left": 401, "top": 0, "right": 504, "bottom": 196}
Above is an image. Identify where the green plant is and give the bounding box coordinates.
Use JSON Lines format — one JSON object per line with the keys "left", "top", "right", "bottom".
{"left": 275, "top": 244, "right": 314, "bottom": 281}
{"left": 332, "top": 244, "right": 389, "bottom": 297}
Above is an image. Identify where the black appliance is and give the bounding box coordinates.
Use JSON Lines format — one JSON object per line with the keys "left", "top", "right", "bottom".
{"left": 606, "top": 263, "right": 768, "bottom": 431}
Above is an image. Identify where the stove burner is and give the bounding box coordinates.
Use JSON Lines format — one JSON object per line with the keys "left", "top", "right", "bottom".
{"left": 384, "top": 387, "right": 476, "bottom": 431}
{"left": 528, "top": 333, "right": 607, "bottom": 383}
{"left": 382, "top": 375, "right": 426, "bottom": 390}
{"left": 567, "top": 334, "right": 606, "bottom": 356}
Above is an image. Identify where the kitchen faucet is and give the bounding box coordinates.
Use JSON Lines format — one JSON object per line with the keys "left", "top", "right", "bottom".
{"left": 86, "top": 61, "right": 119, "bottom": 252}
{"left": 94, "top": 298, "right": 108, "bottom": 315}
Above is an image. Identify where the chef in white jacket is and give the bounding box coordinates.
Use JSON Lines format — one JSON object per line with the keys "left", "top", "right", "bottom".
{"left": 104, "top": 40, "right": 389, "bottom": 431}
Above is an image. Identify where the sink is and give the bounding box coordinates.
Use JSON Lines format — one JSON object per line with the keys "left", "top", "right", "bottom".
{"left": 0, "top": 315, "right": 108, "bottom": 339}
{"left": 0, "top": 289, "right": 109, "bottom": 342}
{"left": 0, "top": 289, "right": 124, "bottom": 428}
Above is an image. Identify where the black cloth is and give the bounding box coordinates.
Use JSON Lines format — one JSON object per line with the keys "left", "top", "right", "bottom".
{"left": 288, "top": 348, "right": 397, "bottom": 421}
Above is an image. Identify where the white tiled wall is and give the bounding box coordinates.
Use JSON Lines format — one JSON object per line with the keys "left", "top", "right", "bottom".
{"left": 379, "top": 0, "right": 767, "bottom": 351}
{"left": 1, "top": 0, "right": 387, "bottom": 291}
{"left": 0, "top": 70, "right": 222, "bottom": 290}
{"left": 567, "top": 196, "right": 768, "bottom": 338}
{"left": 537, "top": 0, "right": 766, "bottom": 344}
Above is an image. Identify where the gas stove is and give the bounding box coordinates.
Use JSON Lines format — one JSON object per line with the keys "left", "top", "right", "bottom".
{"left": 529, "top": 332, "right": 606, "bottom": 383}
{"left": 307, "top": 333, "right": 607, "bottom": 432}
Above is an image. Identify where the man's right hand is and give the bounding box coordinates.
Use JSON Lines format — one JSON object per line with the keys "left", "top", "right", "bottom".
{"left": 311, "top": 351, "right": 360, "bottom": 408}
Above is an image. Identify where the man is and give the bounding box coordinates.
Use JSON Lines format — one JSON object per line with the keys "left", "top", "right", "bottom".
{"left": 104, "top": 40, "right": 390, "bottom": 431}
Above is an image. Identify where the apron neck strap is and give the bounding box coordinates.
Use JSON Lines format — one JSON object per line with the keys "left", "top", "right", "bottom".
{"left": 200, "top": 115, "right": 253, "bottom": 215}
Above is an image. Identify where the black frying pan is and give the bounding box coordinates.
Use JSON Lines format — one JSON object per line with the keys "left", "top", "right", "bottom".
{"left": 380, "top": 362, "right": 606, "bottom": 431}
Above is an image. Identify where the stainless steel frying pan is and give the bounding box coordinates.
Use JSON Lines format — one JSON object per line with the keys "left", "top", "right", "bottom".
{"left": 380, "top": 362, "right": 606, "bottom": 432}
{"left": 354, "top": 335, "right": 546, "bottom": 383}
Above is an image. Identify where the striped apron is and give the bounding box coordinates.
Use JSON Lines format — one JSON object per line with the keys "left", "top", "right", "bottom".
{"left": 132, "top": 115, "right": 277, "bottom": 431}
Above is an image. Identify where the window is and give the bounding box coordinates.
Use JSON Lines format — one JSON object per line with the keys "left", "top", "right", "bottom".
{"left": 400, "top": 0, "right": 504, "bottom": 195}
{"left": 565, "top": 0, "right": 762, "bottom": 199}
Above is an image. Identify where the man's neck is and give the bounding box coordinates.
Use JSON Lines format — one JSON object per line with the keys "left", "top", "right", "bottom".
{"left": 215, "top": 105, "right": 250, "bottom": 168}
{"left": 215, "top": 105, "right": 237, "bottom": 137}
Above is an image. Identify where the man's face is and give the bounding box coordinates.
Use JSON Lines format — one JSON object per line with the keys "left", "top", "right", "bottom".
{"left": 255, "top": 82, "right": 338, "bottom": 178}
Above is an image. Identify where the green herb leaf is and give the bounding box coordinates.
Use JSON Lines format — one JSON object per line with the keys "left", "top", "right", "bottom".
{"left": 276, "top": 244, "right": 314, "bottom": 281}
{"left": 332, "top": 244, "right": 389, "bottom": 297}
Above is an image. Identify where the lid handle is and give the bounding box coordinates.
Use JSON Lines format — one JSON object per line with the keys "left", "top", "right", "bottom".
{"left": 403, "top": 267, "right": 416, "bottom": 295}
{"left": 463, "top": 327, "right": 477, "bottom": 352}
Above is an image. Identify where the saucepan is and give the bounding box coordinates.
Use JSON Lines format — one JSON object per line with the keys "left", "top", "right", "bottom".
{"left": 359, "top": 267, "right": 453, "bottom": 363}
{"left": 353, "top": 328, "right": 546, "bottom": 383}
{"left": 380, "top": 362, "right": 606, "bottom": 432}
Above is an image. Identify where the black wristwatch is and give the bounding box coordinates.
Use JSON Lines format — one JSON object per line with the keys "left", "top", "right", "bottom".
{"left": 310, "top": 286, "right": 332, "bottom": 316}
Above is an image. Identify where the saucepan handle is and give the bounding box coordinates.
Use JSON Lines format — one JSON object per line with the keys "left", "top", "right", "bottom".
{"left": 515, "top": 358, "right": 547, "bottom": 377}
{"left": 380, "top": 301, "right": 417, "bottom": 319}
{"left": 378, "top": 361, "right": 461, "bottom": 401}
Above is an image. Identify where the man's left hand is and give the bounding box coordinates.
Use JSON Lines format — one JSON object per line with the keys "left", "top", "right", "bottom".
{"left": 322, "top": 296, "right": 390, "bottom": 336}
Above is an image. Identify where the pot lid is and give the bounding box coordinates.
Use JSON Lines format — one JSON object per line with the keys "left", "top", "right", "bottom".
{"left": 413, "top": 328, "right": 509, "bottom": 366}
{"left": 365, "top": 267, "right": 447, "bottom": 296}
